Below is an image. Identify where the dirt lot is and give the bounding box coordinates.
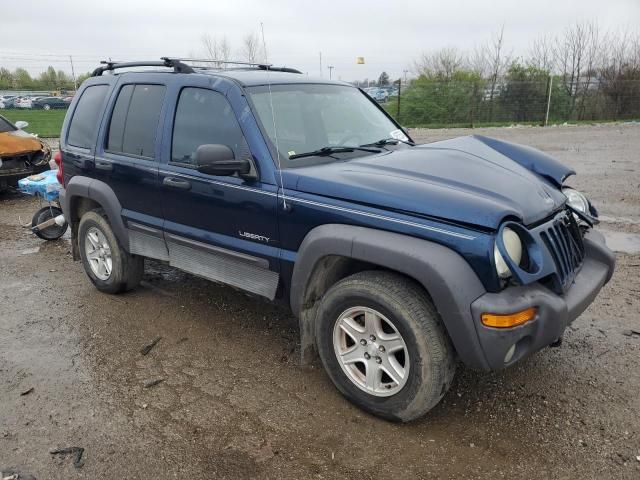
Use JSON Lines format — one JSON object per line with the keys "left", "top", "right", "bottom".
{"left": 1, "top": 124, "right": 639, "bottom": 479}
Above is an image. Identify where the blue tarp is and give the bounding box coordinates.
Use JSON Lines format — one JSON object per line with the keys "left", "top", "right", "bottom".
{"left": 18, "top": 169, "right": 61, "bottom": 202}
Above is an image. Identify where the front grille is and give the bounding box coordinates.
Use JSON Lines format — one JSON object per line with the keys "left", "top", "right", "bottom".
{"left": 539, "top": 212, "right": 585, "bottom": 291}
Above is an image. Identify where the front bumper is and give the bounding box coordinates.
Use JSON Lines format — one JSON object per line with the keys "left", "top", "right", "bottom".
{"left": 0, "top": 164, "right": 49, "bottom": 189}
{"left": 470, "top": 229, "right": 615, "bottom": 370}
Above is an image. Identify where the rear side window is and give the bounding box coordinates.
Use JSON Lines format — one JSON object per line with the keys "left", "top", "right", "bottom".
{"left": 171, "top": 87, "right": 249, "bottom": 165}
{"left": 107, "top": 84, "right": 165, "bottom": 158}
{"left": 67, "top": 85, "right": 109, "bottom": 148}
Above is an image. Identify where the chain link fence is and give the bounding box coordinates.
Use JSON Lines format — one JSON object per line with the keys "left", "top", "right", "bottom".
{"left": 384, "top": 78, "right": 640, "bottom": 128}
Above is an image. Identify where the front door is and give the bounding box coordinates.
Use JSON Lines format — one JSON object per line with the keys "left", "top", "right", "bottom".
{"left": 159, "top": 86, "right": 280, "bottom": 299}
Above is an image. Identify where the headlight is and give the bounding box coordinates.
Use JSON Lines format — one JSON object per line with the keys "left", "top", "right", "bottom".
{"left": 494, "top": 227, "right": 523, "bottom": 279}
{"left": 562, "top": 187, "right": 589, "bottom": 214}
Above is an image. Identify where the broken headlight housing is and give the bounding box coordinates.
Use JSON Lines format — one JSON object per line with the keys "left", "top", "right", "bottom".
{"left": 562, "top": 187, "right": 599, "bottom": 226}
{"left": 562, "top": 187, "right": 589, "bottom": 214}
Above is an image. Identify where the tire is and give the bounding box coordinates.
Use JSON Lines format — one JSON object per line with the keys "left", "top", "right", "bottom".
{"left": 78, "top": 209, "right": 143, "bottom": 293}
{"left": 43, "top": 104, "right": 51, "bottom": 110}
{"left": 32, "top": 206, "right": 68, "bottom": 240}
{"left": 315, "top": 271, "right": 456, "bottom": 422}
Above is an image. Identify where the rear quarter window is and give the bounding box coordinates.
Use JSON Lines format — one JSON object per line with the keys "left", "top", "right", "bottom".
{"left": 67, "top": 85, "right": 109, "bottom": 148}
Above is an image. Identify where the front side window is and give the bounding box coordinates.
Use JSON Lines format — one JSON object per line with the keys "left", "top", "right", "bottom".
{"left": 247, "top": 84, "right": 405, "bottom": 168}
{"left": 171, "top": 87, "right": 248, "bottom": 166}
{"left": 107, "top": 84, "right": 166, "bottom": 158}
{"left": 67, "top": 85, "right": 109, "bottom": 148}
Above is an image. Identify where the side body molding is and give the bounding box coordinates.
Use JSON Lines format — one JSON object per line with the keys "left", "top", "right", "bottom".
{"left": 290, "top": 224, "right": 490, "bottom": 369}
{"left": 61, "top": 176, "right": 130, "bottom": 250}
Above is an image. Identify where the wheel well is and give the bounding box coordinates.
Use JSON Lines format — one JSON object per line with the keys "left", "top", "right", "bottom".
{"left": 70, "top": 196, "right": 101, "bottom": 223}
{"left": 68, "top": 196, "right": 101, "bottom": 259}
{"left": 298, "top": 255, "right": 435, "bottom": 364}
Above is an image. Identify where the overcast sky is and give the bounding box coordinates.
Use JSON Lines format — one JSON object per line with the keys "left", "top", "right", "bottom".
{"left": 2, "top": 0, "right": 639, "bottom": 81}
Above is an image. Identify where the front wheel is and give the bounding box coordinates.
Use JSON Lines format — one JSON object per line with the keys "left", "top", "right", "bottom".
{"left": 42, "top": 104, "right": 51, "bottom": 110}
{"left": 78, "top": 209, "right": 143, "bottom": 293}
{"left": 315, "top": 271, "right": 456, "bottom": 422}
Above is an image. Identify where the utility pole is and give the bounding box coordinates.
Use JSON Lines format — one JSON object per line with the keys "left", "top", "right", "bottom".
{"left": 327, "top": 65, "right": 334, "bottom": 80}
{"left": 403, "top": 69, "right": 409, "bottom": 85}
{"left": 69, "top": 55, "right": 78, "bottom": 90}
{"left": 396, "top": 79, "right": 402, "bottom": 123}
{"left": 319, "top": 52, "right": 322, "bottom": 77}
{"left": 544, "top": 75, "right": 553, "bottom": 126}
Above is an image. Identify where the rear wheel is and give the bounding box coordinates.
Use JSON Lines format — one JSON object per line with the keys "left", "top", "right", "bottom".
{"left": 42, "top": 104, "right": 51, "bottom": 110}
{"left": 78, "top": 209, "right": 143, "bottom": 293}
{"left": 315, "top": 271, "right": 456, "bottom": 422}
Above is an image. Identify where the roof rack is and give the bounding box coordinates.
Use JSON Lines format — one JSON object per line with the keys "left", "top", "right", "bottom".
{"left": 91, "top": 57, "right": 302, "bottom": 77}
{"left": 91, "top": 58, "right": 194, "bottom": 76}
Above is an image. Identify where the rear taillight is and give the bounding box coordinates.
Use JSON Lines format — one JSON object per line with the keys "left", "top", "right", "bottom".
{"left": 54, "top": 151, "right": 63, "bottom": 185}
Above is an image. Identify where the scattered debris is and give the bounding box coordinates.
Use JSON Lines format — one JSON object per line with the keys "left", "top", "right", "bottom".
{"left": 1, "top": 469, "right": 37, "bottom": 480}
{"left": 143, "top": 378, "right": 165, "bottom": 389}
{"left": 49, "top": 447, "right": 85, "bottom": 468}
{"left": 177, "top": 337, "right": 189, "bottom": 344}
{"left": 622, "top": 329, "right": 640, "bottom": 337}
{"left": 140, "top": 337, "right": 162, "bottom": 356}
{"left": 20, "top": 387, "right": 34, "bottom": 396}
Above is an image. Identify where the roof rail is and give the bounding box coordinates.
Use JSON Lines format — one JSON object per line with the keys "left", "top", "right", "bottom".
{"left": 91, "top": 58, "right": 194, "bottom": 76}
{"left": 162, "top": 57, "right": 303, "bottom": 74}
{"left": 91, "top": 57, "right": 302, "bottom": 77}
{"left": 164, "top": 57, "right": 272, "bottom": 68}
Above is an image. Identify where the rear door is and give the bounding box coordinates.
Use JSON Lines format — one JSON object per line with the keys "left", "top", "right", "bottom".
{"left": 93, "top": 79, "right": 169, "bottom": 261}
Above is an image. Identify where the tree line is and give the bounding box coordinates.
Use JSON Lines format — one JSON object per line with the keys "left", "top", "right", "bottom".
{"left": 392, "top": 23, "right": 640, "bottom": 126}
{"left": 0, "top": 66, "right": 90, "bottom": 91}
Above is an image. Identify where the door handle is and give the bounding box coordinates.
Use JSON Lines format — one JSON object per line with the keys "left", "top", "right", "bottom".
{"left": 95, "top": 160, "right": 113, "bottom": 172}
{"left": 162, "top": 177, "right": 191, "bottom": 190}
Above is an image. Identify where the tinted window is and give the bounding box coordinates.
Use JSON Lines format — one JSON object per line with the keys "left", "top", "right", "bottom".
{"left": 171, "top": 88, "right": 249, "bottom": 165}
{"left": 107, "top": 84, "right": 165, "bottom": 158}
{"left": 67, "top": 85, "right": 109, "bottom": 148}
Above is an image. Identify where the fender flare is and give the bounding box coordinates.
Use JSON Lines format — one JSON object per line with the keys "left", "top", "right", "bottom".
{"left": 61, "top": 176, "right": 129, "bottom": 249}
{"left": 290, "top": 224, "right": 490, "bottom": 370}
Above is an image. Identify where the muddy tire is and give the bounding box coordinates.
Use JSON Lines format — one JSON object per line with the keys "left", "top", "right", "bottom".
{"left": 315, "top": 271, "right": 456, "bottom": 422}
{"left": 78, "top": 209, "right": 143, "bottom": 294}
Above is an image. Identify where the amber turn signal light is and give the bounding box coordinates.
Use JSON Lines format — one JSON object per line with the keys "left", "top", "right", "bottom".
{"left": 481, "top": 307, "right": 538, "bottom": 328}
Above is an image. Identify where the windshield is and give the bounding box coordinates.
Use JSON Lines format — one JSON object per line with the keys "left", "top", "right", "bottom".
{"left": 247, "top": 84, "right": 407, "bottom": 168}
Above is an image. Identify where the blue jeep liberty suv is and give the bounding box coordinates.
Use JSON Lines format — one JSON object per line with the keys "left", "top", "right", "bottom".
{"left": 57, "top": 58, "right": 615, "bottom": 421}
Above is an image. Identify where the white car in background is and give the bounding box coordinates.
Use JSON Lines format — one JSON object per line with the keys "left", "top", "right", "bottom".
{"left": 15, "top": 97, "right": 33, "bottom": 109}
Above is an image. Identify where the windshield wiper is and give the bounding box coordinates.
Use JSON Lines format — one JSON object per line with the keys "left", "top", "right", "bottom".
{"left": 288, "top": 145, "right": 381, "bottom": 160}
{"left": 361, "top": 137, "right": 416, "bottom": 148}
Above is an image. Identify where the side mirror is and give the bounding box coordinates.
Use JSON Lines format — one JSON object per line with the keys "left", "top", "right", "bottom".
{"left": 15, "top": 121, "right": 28, "bottom": 130}
{"left": 195, "top": 144, "right": 251, "bottom": 177}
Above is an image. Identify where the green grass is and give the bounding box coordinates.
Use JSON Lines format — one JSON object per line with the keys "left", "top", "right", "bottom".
{"left": 1, "top": 109, "right": 67, "bottom": 138}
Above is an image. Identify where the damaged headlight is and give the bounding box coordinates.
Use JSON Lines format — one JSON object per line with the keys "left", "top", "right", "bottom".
{"left": 561, "top": 187, "right": 589, "bottom": 214}
{"left": 494, "top": 227, "right": 523, "bottom": 279}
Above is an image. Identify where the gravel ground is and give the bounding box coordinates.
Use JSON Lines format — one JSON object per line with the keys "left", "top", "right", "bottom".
{"left": 2, "top": 124, "right": 639, "bottom": 479}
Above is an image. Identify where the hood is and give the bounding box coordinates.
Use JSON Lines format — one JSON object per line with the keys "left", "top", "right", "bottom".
{"left": 0, "top": 130, "right": 44, "bottom": 157}
{"left": 283, "top": 135, "right": 572, "bottom": 229}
